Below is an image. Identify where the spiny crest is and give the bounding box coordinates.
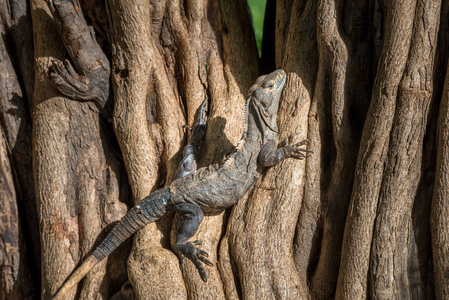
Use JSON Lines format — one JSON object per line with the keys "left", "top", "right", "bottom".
{"left": 242, "top": 98, "right": 249, "bottom": 124}
{"left": 221, "top": 134, "right": 244, "bottom": 168}
{"left": 221, "top": 153, "right": 235, "bottom": 168}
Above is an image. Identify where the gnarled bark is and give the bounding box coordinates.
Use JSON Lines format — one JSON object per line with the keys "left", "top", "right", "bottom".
{"left": 0, "top": 2, "right": 39, "bottom": 295}
{"left": 369, "top": 2, "right": 440, "bottom": 299}
{"left": 335, "top": 0, "right": 417, "bottom": 298}
{"left": 3, "top": 0, "right": 449, "bottom": 299}
{"left": 0, "top": 126, "right": 34, "bottom": 299}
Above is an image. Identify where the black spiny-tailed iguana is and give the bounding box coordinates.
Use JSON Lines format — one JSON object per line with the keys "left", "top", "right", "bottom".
{"left": 53, "top": 69, "right": 310, "bottom": 299}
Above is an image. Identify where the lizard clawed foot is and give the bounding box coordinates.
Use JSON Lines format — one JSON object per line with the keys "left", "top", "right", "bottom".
{"left": 176, "top": 240, "right": 213, "bottom": 282}
{"left": 182, "top": 97, "right": 208, "bottom": 134}
{"left": 189, "top": 97, "right": 208, "bottom": 139}
{"left": 183, "top": 124, "right": 193, "bottom": 131}
{"left": 283, "top": 135, "right": 313, "bottom": 160}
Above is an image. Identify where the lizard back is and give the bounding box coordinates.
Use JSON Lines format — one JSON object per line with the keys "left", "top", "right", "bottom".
{"left": 169, "top": 143, "right": 260, "bottom": 212}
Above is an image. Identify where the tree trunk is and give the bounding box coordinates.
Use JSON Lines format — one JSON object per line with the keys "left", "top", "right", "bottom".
{"left": 31, "top": 1, "right": 129, "bottom": 299}
{"left": 1, "top": 0, "right": 449, "bottom": 299}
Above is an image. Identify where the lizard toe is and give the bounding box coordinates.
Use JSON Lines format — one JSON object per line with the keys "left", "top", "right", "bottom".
{"left": 199, "top": 254, "right": 213, "bottom": 267}
{"left": 191, "top": 253, "right": 208, "bottom": 281}
{"left": 176, "top": 240, "right": 212, "bottom": 280}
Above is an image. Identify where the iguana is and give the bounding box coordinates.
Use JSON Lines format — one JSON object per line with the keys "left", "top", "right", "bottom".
{"left": 52, "top": 69, "right": 310, "bottom": 299}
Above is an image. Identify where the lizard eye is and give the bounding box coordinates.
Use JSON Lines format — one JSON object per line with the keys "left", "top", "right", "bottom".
{"left": 263, "top": 81, "right": 274, "bottom": 89}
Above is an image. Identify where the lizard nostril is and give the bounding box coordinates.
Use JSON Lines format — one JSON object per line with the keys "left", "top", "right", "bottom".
{"left": 260, "top": 98, "right": 270, "bottom": 107}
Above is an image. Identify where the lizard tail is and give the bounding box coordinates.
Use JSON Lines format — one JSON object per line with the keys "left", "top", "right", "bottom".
{"left": 52, "top": 255, "right": 98, "bottom": 300}
{"left": 52, "top": 187, "right": 172, "bottom": 300}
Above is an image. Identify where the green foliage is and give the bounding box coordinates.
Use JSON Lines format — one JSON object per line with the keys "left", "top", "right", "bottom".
{"left": 247, "top": 0, "right": 267, "bottom": 56}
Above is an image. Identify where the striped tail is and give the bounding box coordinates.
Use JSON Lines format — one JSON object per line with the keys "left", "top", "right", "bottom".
{"left": 52, "top": 187, "right": 172, "bottom": 300}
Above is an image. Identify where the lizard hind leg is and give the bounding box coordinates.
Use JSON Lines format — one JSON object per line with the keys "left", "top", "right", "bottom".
{"left": 174, "top": 202, "right": 213, "bottom": 281}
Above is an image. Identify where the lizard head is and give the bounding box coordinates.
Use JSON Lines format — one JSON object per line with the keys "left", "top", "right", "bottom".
{"left": 247, "top": 69, "right": 286, "bottom": 134}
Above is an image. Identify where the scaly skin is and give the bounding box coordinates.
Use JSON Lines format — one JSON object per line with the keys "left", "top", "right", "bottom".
{"left": 52, "top": 70, "right": 311, "bottom": 299}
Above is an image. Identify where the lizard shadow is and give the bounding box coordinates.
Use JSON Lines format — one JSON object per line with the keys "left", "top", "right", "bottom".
{"left": 200, "top": 116, "right": 236, "bottom": 168}
{"left": 166, "top": 115, "right": 235, "bottom": 239}
{"left": 166, "top": 113, "right": 235, "bottom": 196}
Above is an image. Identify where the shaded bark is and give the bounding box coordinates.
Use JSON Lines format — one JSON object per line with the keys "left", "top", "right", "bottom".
{"left": 0, "top": 125, "right": 34, "bottom": 299}
{"left": 0, "top": 2, "right": 39, "bottom": 292}
{"left": 432, "top": 47, "right": 449, "bottom": 300}
{"left": 0, "top": 0, "right": 34, "bottom": 101}
{"left": 2, "top": 0, "right": 449, "bottom": 299}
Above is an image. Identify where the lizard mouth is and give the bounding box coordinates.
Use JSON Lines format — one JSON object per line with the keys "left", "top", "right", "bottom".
{"left": 274, "top": 71, "right": 287, "bottom": 94}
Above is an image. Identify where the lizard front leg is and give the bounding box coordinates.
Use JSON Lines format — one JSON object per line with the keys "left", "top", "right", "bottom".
{"left": 258, "top": 136, "right": 311, "bottom": 167}
{"left": 174, "top": 98, "right": 208, "bottom": 179}
{"left": 174, "top": 202, "right": 213, "bottom": 281}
